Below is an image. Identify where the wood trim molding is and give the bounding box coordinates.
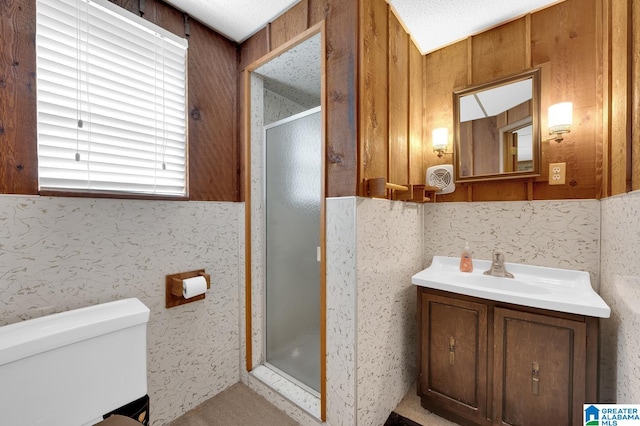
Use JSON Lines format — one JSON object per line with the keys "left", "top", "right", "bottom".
{"left": 245, "top": 21, "right": 324, "bottom": 73}
{"left": 633, "top": 0, "right": 640, "bottom": 191}
{"left": 596, "top": 0, "right": 609, "bottom": 198}
{"left": 610, "top": 0, "right": 632, "bottom": 195}
{"left": 318, "top": 21, "right": 327, "bottom": 421}
{"left": 242, "top": 69, "right": 253, "bottom": 373}
{"left": 243, "top": 21, "right": 328, "bottom": 422}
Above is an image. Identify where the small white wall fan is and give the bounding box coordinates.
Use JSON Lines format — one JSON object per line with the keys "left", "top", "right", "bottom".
{"left": 426, "top": 164, "right": 455, "bottom": 195}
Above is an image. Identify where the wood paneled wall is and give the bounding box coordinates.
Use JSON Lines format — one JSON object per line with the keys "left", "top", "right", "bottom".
{"left": 424, "top": 0, "right": 605, "bottom": 201}
{"left": 239, "top": 0, "right": 424, "bottom": 198}
{"left": 419, "top": 0, "right": 637, "bottom": 201}
{"left": 0, "top": 0, "right": 238, "bottom": 201}
{"left": 354, "top": 0, "right": 632, "bottom": 202}
{"left": 358, "top": 0, "right": 423, "bottom": 195}
{"left": 359, "top": 0, "right": 389, "bottom": 193}
{"left": 8, "top": 0, "right": 633, "bottom": 202}
{"left": 238, "top": 0, "right": 358, "bottom": 198}
{"left": 610, "top": 0, "right": 640, "bottom": 194}
{"left": 0, "top": 0, "right": 38, "bottom": 194}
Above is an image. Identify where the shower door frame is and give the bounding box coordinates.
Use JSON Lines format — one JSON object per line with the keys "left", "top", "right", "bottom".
{"left": 262, "top": 106, "right": 322, "bottom": 395}
{"left": 243, "top": 22, "right": 327, "bottom": 421}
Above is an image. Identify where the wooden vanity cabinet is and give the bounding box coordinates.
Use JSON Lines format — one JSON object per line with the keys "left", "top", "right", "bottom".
{"left": 417, "top": 287, "right": 599, "bottom": 426}
{"left": 493, "top": 307, "right": 588, "bottom": 426}
{"left": 418, "top": 291, "right": 490, "bottom": 425}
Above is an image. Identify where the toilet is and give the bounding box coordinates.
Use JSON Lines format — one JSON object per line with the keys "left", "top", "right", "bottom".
{"left": 0, "top": 298, "right": 150, "bottom": 426}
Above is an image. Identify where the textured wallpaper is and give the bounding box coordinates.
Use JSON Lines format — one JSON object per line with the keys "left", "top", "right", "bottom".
{"left": 263, "top": 88, "right": 308, "bottom": 125}
{"left": 355, "top": 197, "right": 423, "bottom": 426}
{"left": 423, "top": 199, "right": 601, "bottom": 289}
{"left": 0, "top": 195, "right": 241, "bottom": 425}
{"left": 2, "top": 190, "right": 623, "bottom": 425}
{"left": 326, "top": 197, "right": 423, "bottom": 426}
{"left": 599, "top": 190, "right": 640, "bottom": 403}
{"left": 326, "top": 196, "right": 358, "bottom": 426}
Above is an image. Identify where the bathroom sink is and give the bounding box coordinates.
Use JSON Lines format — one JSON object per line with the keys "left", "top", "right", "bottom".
{"left": 440, "top": 272, "right": 551, "bottom": 295}
{"left": 412, "top": 256, "right": 611, "bottom": 318}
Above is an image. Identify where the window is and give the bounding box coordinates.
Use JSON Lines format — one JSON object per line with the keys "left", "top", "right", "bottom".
{"left": 36, "top": 0, "right": 188, "bottom": 196}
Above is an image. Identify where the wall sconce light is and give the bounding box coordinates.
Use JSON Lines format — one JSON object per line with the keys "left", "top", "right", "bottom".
{"left": 548, "top": 102, "right": 572, "bottom": 143}
{"left": 432, "top": 127, "right": 450, "bottom": 158}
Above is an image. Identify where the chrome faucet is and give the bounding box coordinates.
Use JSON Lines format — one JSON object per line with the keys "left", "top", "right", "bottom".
{"left": 484, "top": 252, "right": 514, "bottom": 278}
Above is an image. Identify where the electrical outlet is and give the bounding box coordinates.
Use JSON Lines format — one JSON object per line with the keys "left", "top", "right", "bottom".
{"left": 549, "top": 162, "right": 566, "bottom": 185}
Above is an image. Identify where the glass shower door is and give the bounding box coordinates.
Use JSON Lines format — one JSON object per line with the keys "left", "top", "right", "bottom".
{"left": 264, "top": 107, "right": 321, "bottom": 393}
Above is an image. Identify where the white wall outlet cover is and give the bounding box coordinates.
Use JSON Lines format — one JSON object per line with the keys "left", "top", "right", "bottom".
{"left": 426, "top": 164, "right": 455, "bottom": 194}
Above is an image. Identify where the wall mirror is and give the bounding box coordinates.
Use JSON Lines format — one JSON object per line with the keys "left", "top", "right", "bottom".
{"left": 453, "top": 68, "right": 541, "bottom": 182}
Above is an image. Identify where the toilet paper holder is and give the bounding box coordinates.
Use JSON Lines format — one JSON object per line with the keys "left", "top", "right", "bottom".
{"left": 165, "top": 269, "right": 211, "bottom": 308}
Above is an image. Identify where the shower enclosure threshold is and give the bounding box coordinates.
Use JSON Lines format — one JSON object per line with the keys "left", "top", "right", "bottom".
{"left": 251, "top": 364, "right": 321, "bottom": 419}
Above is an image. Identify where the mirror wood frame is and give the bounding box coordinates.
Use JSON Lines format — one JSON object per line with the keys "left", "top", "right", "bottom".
{"left": 453, "top": 68, "right": 541, "bottom": 183}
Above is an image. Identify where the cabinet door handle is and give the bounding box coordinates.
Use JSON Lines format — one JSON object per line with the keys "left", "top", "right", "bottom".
{"left": 532, "top": 362, "right": 540, "bottom": 395}
{"left": 449, "top": 337, "right": 456, "bottom": 365}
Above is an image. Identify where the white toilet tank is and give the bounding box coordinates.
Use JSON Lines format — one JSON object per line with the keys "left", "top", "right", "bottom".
{"left": 0, "top": 298, "right": 150, "bottom": 426}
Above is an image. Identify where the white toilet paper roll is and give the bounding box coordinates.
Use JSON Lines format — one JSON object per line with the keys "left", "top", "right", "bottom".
{"left": 182, "top": 275, "right": 207, "bottom": 299}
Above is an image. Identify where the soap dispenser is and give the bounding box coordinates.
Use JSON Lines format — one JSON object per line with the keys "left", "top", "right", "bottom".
{"left": 459, "top": 242, "right": 473, "bottom": 272}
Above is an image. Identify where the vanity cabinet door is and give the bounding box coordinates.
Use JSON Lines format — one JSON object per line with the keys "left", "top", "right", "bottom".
{"left": 419, "top": 292, "right": 488, "bottom": 423}
{"left": 493, "top": 307, "right": 586, "bottom": 426}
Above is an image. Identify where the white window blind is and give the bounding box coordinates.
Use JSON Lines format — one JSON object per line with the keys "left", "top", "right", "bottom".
{"left": 36, "top": 0, "right": 188, "bottom": 196}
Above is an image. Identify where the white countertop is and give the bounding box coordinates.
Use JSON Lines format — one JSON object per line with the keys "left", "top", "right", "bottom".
{"left": 412, "top": 256, "right": 611, "bottom": 318}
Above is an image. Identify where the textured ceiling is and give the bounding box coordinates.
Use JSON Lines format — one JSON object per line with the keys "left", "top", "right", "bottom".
{"left": 162, "top": 0, "right": 299, "bottom": 42}
{"left": 160, "top": 1, "right": 564, "bottom": 112}
{"left": 388, "top": 0, "right": 565, "bottom": 54}
{"left": 254, "top": 35, "right": 322, "bottom": 108}
{"left": 164, "top": 0, "right": 564, "bottom": 53}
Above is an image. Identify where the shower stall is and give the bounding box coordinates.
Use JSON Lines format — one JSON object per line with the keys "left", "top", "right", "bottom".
{"left": 244, "top": 25, "right": 418, "bottom": 426}
{"left": 244, "top": 30, "right": 325, "bottom": 419}
{"left": 264, "top": 108, "right": 321, "bottom": 393}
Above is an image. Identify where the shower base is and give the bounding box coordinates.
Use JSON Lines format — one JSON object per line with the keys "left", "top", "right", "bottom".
{"left": 267, "top": 331, "right": 320, "bottom": 392}
{"left": 252, "top": 364, "right": 320, "bottom": 419}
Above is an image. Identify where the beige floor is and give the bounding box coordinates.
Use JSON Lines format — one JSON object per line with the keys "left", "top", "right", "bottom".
{"left": 394, "top": 382, "right": 458, "bottom": 426}
{"left": 168, "top": 382, "right": 298, "bottom": 426}
{"left": 168, "top": 381, "right": 457, "bottom": 426}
